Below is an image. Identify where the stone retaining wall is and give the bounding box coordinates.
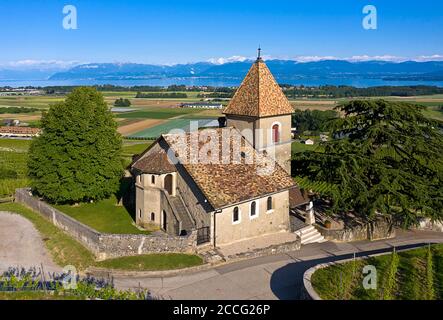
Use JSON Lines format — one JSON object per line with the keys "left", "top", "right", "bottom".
{"left": 15, "top": 188, "right": 197, "bottom": 260}
{"left": 315, "top": 219, "right": 395, "bottom": 242}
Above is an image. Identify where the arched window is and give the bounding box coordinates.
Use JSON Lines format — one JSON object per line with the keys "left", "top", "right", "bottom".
{"left": 138, "top": 209, "right": 142, "bottom": 219}
{"left": 151, "top": 175, "right": 155, "bottom": 184}
{"left": 151, "top": 212, "right": 155, "bottom": 221}
{"left": 267, "top": 197, "right": 273, "bottom": 211}
{"left": 250, "top": 201, "right": 257, "bottom": 217}
{"left": 272, "top": 124, "right": 280, "bottom": 143}
{"left": 233, "top": 207, "right": 240, "bottom": 223}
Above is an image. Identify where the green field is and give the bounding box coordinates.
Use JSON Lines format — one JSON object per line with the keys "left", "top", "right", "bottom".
{"left": 311, "top": 244, "right": 443, "bottom": 300}
{"left": 128, "top": 118, "right": 218, "bottom": 139}
{"left": 116, "top": 108, "right": 201, "bottom": 119}
{"left": 0, "top": 139, "right": 31, "bottom": 198}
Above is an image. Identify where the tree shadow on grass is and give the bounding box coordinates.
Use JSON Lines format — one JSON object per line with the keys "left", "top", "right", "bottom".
{"left": 115, "top": 176, "right": 136, "bottom": 221}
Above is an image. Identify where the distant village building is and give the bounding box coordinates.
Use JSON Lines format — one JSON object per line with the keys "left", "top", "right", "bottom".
{"left": 320, "top": 134, "right": 329, "bottom": 142}
{"left": 3, "top": 119, "right": 20, "bottom": 126}
{"left": 304, "top": 139, "right": 315, "bottom": 145}
{"left": 0, "top": 126, "right": 41, "bottom": 138}
{"left": 180, "top": 102, "right": 223, "bottom": 110}
{"left": 130, "top": 54, "right": 317, "bottom": 248}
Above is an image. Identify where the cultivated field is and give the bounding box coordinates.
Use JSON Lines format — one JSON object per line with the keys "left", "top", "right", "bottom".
{"left": 1, "top": 92, "right": 442, "bottom": 141}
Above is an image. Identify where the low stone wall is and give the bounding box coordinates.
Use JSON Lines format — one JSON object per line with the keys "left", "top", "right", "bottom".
{"left": 15, "top": 188, "right": 197, "bottom": 260}
{"left": 222, "top": 238, "right": 301, "bottom": 261}
{"left": 315, "top": 219, "right": 395, "bottom": 242}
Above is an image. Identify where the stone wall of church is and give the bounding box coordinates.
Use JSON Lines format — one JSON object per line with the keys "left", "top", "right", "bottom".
{"left": 213, "top": 190, "right": 291, "bottom": 246}
{"left": 15, "top": 188, "right": 197, "bottom": 260}
{"left": 255, "top": 114, "right": 292, "bottom": 174}
{"left": 176, "top": 165, "right": 212, "bottom": 229}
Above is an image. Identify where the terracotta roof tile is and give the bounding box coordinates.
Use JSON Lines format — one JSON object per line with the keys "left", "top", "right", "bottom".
{"left": 0, "top": 126, "right": 41, "bottom": 135}
{"left": 223, "top": 59, "right": 294, "bottom": 117}
{"left": 131, "top": 143, "right": 176, "bottom": 174}
{"left": 289, "top": 188, "right": 310, "bottom": 208}
{"left": 162, "top": 127, "right": 295, "bottom": 209}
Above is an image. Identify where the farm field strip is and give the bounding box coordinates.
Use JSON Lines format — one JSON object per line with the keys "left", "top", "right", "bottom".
{"left": 127, "top": 118, "right": 217, "bottom": 138}
{"left": 118, "top": 118, "right": 167, "bottom": 135}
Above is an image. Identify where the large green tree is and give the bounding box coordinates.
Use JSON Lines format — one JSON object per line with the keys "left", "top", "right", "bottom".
{"left": 294, "top": 100, "right": 443, "bottom": 226}
{"left": 28, "top": 87, "right": 123, "bottom": 203}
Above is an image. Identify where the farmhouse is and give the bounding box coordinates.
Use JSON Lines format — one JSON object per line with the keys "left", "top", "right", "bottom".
{"left": 131, "top": 55, "right": 318, "bottom": 247}
{"left": 0, "top": 126, "right": 41, "bottom": 138}
{"left": 180, "top": 102, "right": 223, "bottom": 109}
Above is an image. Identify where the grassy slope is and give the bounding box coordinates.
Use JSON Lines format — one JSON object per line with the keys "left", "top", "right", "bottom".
{"left": 97, "top": 253, "right": 203, "bottom": 271}
{"left": 311, "top": 245, "right": 443, "bottom": 300}
{"left": 0, "top": 202, "right": 203, "bottom": 272}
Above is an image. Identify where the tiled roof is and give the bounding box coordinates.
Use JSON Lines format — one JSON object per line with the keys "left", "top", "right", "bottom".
{"left": 289, "top": 188, "right": 310, "bottom": 208}
{"left": 162, "top": 127, "right": 296, "bottom": 209}
{"left": 131, "top": 142, "right": 177, "bottom": 174}
{"left": 223, "top": 59, "right": 294, "bottom": 117}
{"left": 0, "top": 126, "right": 41, "bottom": 135}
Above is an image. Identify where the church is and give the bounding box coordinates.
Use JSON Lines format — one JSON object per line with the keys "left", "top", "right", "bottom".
{"left": 130, "top": 52, "right": 312, "bottom": 247}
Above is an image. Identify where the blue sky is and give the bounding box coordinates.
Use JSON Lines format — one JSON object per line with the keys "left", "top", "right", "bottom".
{"left": 1, "top": 0, "right": 442, "bottom": 67}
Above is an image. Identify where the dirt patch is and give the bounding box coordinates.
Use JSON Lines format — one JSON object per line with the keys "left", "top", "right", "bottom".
{"left": 118, "top": 119, "right": 166, "bottom": 135}
{"left": 0, "top": 212, "right": 60, "bottom": 272}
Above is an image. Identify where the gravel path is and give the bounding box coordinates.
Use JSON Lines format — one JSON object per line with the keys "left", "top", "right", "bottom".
{"left": 0, "top": 211, "right": 60, "bottom": 273}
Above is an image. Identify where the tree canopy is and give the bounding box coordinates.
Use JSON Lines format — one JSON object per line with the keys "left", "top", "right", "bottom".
{"left": 28, "top": 87, "right": 123, "bottom": 204}
{"left": 114, "top": 98, "right": 131, "bottom": 107}
{"left": 292, "top": 109, "right": 338, "bottom": 133}
{"left": 294, "top": 100, "right": 443, "bottom": 226}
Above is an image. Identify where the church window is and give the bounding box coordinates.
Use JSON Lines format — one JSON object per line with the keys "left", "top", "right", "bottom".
{"left": 267, "top": 197, "right": 273, "bottom": 211}
{"left": 250, "top": 201, "right": 258, "bottom": 218}
{"left": 233, "top": 207, "right": 240, "bottom": 224}
{"left": 272, "top": 124, "right": 280, "bottom": 143}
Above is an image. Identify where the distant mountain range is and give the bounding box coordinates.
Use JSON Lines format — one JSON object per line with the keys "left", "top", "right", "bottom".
{"left": 2, "top": 60, "right": 443, "bottom": 83}
{"left": 47, "top": 60, "right": 443, "bottom": 82}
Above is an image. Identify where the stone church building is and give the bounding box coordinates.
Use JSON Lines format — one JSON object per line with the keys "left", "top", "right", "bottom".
{"left": 130, "top": 55, "right": 311, "bottom": 247}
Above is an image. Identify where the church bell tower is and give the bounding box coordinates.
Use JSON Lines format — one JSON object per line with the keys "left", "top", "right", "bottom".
{"left": 223, "top": 48, "right": 293, "bottom": 174}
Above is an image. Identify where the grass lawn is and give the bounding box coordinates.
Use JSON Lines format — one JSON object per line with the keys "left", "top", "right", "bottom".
{"left": 54, "top": 196, "right": 149, "bottom": 235}
{"left": 0, "top": 203, "right": 204, "bottom": 272}
{"left": 97, "top": 253, "right": 203, "bottom": 271}
{"left": 122, "top": 140, "right": 153, "bottom": 157}
{"left": 291, "top": 141, "right": 324, "bottom": 154}
{"left": 311, "top": 244, "right": 443, "bottom": 300}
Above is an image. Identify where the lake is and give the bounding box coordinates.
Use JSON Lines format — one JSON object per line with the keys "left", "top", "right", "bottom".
{"left": 1, "top": 77, "right": 443, "bottom": 88}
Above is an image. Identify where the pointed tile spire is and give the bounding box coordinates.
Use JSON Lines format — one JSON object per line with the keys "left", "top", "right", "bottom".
{"left": 223, "top": 51, "right": 293, "bottom": 117}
